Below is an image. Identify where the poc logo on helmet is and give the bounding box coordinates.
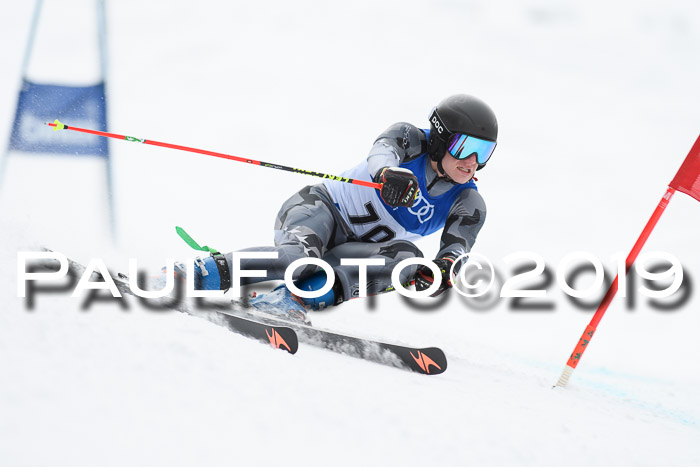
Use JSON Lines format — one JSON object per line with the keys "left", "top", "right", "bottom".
{"left": 431, "top": 115, "right": 444, "bottom": 134}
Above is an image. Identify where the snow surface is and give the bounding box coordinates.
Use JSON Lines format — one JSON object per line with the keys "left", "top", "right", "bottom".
{"left": 1, "top": 0, "right": 700, "bottom": 466}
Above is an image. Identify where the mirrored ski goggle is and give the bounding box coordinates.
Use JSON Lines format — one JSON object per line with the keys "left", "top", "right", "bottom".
{"left": 446, "top": 133, "right": 497, "bottom": 165}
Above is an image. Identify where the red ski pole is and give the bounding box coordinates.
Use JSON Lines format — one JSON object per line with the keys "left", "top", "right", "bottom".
{"left": 46, "top": 119, "right": 382, "bottom": 190}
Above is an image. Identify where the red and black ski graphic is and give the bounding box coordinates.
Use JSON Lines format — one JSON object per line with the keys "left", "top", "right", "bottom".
{"left": 210, "top": 311, "right": 298, "bottom": 354}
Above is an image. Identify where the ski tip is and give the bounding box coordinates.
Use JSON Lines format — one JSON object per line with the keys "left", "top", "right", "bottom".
{"left": 408, "top": 347, "right": 448, "bottom": 375}
{"left": 265, "top": 326, "right": 299, "bottom": 354}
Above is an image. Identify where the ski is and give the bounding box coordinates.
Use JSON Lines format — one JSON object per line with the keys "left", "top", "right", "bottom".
{"left": 60, "top": 255, "right": 298, "bottom": 354}
{"left": 52, "top": 253, "right": 445, "bottom": 373}
{"left": 226, "top": 300, "right": 447, "bottom": 375}
{"left": 292, "top": 327, "right": 447, "bottom": 375}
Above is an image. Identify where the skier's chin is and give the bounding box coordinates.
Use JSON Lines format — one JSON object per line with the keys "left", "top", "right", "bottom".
{"left": 451, "top": 169, "right": 474, "bottom": 184}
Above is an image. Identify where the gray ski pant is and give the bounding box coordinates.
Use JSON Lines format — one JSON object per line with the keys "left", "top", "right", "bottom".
{"left": 225, "top": 184, "right": 422, "bottom": 301}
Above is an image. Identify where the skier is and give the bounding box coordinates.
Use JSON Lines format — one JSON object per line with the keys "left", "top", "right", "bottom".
{"left": 190, "top": 94, "right": 498, "bottom": 322}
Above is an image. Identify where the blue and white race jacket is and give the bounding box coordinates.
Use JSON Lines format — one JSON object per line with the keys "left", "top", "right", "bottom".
{"left": 323, "top": 123, "right": 486, "bottom": 260}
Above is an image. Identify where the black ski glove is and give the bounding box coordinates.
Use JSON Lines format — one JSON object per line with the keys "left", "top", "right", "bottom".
{"left": 374, "top": 167, "right": 419, "bottom": 208}
{"left": 414, "top": 256, "right": 455, "bottom": 297}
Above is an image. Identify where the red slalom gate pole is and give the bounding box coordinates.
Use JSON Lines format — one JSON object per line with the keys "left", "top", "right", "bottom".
{"left": 554, "top": 186, "right": 676, "bottom": 388}
{"left": 46, "top": 119, "right": 382, "bottom": 190}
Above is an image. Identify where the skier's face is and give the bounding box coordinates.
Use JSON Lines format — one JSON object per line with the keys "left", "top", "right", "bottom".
{"left": 441, "top": 150, "right": 477, "bottom": 183}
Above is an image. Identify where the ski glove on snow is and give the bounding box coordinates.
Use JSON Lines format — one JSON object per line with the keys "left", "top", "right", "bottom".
{"left": 374, "top": 167, "right": 419, "bottom": 208}
{"left": 414, "top": 256, "right": 455, "bottom": 297}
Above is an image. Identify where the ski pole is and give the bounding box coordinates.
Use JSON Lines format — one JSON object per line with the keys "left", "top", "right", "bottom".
{"left": 46, "top": 120, "right": 382, "bottom": 190}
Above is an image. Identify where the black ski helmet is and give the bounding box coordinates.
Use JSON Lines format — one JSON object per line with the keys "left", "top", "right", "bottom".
{"left": 427, "top": 94, "right": 498, "bottom": 171}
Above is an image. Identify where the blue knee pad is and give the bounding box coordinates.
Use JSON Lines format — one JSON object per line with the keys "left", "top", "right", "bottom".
{"left": 295, "top": 271, "right": 338, "bottom": 310}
